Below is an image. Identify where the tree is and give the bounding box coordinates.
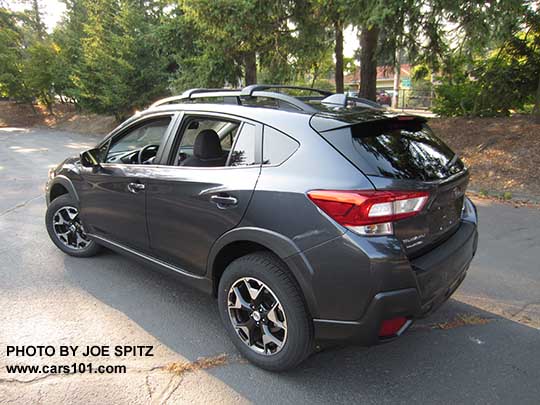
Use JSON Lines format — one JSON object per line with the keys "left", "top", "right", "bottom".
{"left": 23, "top": 40, "right": 57, "bottom": 113}
{"left": 67, "top": 0, "right": 170, "bottom": 117}
{"left": 358, "top": 26, "right": 379, "bottom": 100}
{"left": 27, "top": 0, "right": 46, "bottom": 39}
{"left": 0, "top": 7, "right": 29, "bottom": 102}
{"left": 432, "top": 5, "right": 540, "bottom": 118}
{"left": 355, "top": 0, "right": 424, "bottom": 101}
{"left": 279, "top": 0, "right": 334, "bottom": 87}
{"left": 52, "top": 0, "right": 91, "bottom": 105}
{"left": 310, "top": 0, "right": 359, "bottom": 93}
{"left": 0, "top": 4, "right": 55, "bottom": 110}
{"left": 2, "top": 0, "right": 536, "bottom": 119}
{"left": 181, "top": 0, "right": 297, "bottom": 86}
{"left": 355, "top": 0, "right": 528, "bottom": 103}
{"left": 535, "top": 69, "right": 540, "bottom": 123}
{"left": 523, "top": 6, "right": 540, "bottom": 123}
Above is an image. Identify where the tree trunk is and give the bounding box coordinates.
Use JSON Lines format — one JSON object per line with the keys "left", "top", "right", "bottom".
{"left": 244, "top": 51, "right": 257, "bottom": 85}
{"left": 31, "top": 0, "right": 45, "bottom": 39}
{"left": 334, "top": 19, "right": 344, "bottom": 93}
{"left": 358, "top": 26, "right": 379, "bottom": 101}
{"left": 392, "top": 59, "right": 401, "bottom": 109}
{"left": 534, "top": 70, "right": 540, "bottom": 124}
{"left": 311, "top": 63, "right": 319, "bottom": 88}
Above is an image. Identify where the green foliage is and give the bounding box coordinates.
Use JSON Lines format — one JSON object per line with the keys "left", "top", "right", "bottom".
{"left": 433, "top": 21, "right": 540, "bottom": 117}
{"left": 179, "top": 0, "right": 306, "bottom": 85}
{"left": 23, "top": 41, "right": 58, "bottom": 110}
{"left": 0, "top": 1, "right": 174, "bottom": 117}
{"left": 0, "top": 8, "right": 30, "bottom": 101}
{"left": 478, "top": 189, "right": 489, "bottom": 198}
{"left": 353, "top": 0, "right": 529, "bottom": 103}
{"left": 68, "top": 0, "right": 170, "bottom": 117}
{"left": 433, "top": 77, "right": 482, "bottom": 117}
{"left": 0, "top": 6, "right": 58, "bottom": 109}
{"left": 0, "top": 0, "right": 537, "bottom": 119}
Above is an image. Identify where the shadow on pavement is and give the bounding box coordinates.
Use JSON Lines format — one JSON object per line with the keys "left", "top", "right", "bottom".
{"left": 64, "top": 250, "right": 540, "bottom": 404}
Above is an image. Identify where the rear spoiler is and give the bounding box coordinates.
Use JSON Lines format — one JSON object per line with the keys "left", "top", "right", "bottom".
{"left": 310, "top": 111, "right": 427, "bottom": 133}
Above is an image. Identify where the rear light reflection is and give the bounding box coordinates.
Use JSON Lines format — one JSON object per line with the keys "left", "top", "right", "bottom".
{"left": 379, "top": 317, "right": 408, "bottom": 337}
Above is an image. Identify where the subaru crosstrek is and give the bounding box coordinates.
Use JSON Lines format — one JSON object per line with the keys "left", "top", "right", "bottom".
{"left": 45, "top": 85, "right": 478, "bottom": 371}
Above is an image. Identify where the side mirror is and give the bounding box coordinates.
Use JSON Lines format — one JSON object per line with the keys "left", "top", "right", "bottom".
{"left": 80, "top": 148, "right": 101, "bottom": 168}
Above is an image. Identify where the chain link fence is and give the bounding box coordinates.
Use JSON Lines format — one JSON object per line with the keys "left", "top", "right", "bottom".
{"left": 395, "top": 89, "right": 434, "bottom": 111}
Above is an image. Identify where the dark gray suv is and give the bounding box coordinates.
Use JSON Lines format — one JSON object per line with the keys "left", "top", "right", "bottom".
{"left": 45, "top": 85, "right": 478, "bottom": 371}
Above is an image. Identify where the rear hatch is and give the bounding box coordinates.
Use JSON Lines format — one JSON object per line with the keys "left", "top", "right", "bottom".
{"left": 311, "top": 113, "right": 468, "bottom": 257}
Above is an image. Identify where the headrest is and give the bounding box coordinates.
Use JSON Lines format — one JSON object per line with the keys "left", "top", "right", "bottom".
{"left": 193, "top": 129, "right": 222, "bottom": 159}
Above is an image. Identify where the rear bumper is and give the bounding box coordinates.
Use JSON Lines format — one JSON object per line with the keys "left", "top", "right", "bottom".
{"left": 313, "top": 288, "right": 421, "bottom": 345}
{"left": 413, "top": 221, "right": 477, "bottom": 316}
{"left": 313, "top": 214, "right": 478, "bottom": 345}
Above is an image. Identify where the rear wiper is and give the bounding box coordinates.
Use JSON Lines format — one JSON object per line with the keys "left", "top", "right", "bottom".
{"left": 445, "top": 153, "right": 458, "bottom": 169}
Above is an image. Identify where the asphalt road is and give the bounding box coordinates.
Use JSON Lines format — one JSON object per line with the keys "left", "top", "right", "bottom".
{"left": 1, "top": 127, "right": 539, "bottom": 404}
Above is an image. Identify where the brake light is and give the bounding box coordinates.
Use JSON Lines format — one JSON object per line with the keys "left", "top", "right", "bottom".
{"left": 307, "top": 190, "right": 429, "bottom": 235}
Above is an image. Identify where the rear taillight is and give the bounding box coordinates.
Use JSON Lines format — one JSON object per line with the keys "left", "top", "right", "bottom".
{"left": 307, "top": 190, "right": 429, "bottom": 236}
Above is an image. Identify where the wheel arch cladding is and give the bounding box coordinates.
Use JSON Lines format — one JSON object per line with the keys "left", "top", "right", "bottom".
{"left": 207, "top": 227, "right": 319, "bottom": 318}
{"left": 48, "top": 176, "right": 79, "bottom": 204}
{"left": 50, "top": 183, "right": 69, "bottom": 202}
{"left": 211, "top": 240, "right": 278, "bottom": 295}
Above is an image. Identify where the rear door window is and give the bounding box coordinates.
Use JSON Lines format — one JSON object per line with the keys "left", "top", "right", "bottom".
{"left": 172, "top": 117, "right": 240, "bottom": 167}
{"left": 228, "top": 123, "right": 257, "bottom": 167}
{"left": 320, "top": 119, "right": 464, "bottom": 181}
{"left": 169, "top": 116, "right": 261, "bottom": 168}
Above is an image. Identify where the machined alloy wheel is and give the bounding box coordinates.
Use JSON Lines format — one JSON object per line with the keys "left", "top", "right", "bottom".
{"left": 218, "top": 252, "right": 313, "bottom": 370}
{"left": 228, "top": 277, "right": 288, "bottom": 355}
{"left": 52, "top": 206, "right": 91, "bottom": 250}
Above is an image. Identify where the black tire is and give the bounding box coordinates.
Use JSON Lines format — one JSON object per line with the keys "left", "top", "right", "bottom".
{"left": 218, "top": 252, "right": 313, "bottom": 371}
{"left": 45, "top": 194, "right": 101, "bottom": 257}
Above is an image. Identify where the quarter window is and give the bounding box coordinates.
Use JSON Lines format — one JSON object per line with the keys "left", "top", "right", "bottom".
{"left": 262, "top": 126, "right": 299, "bottom": 165}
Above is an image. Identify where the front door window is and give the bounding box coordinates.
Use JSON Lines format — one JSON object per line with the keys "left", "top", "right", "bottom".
{"left": 105, "top": 117, "right": 172, "bottom": 165}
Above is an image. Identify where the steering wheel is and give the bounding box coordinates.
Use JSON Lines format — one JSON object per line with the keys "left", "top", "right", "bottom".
{"left": 137, "top": 144, "right": 160, "bottom": 165}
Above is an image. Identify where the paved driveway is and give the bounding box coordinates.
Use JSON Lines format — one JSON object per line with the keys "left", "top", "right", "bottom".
{"left": 1, "top": 127, "right": 539, "bottom": 404}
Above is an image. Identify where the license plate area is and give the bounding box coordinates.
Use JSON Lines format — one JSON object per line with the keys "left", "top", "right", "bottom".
{"left": 429, "top": 196, "right": 463, "bottom": 240}
{"left": 428, "top": 179, "right": 466, "bottom": 242}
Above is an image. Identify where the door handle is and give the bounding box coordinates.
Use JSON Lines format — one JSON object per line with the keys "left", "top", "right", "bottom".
{"left": 127, "top": 182, "right": 145, "bottom": 193}
{"left": 210, "top": 194, "right": 238, "bottom": 208}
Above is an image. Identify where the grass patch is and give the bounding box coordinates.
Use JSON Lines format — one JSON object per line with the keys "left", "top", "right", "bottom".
{"left": 165, "top": 353, "right": 229, "bottom": 376}
{"left": 435, "top": 313, "right": 491, "bottom": 330}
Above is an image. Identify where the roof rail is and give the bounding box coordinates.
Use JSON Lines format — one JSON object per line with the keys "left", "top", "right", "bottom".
{"left": 149, "top": 95, "right": 187, "bottom": 108}
{"left": 149, "top": 84, "right": 375, "bottom": 113}
{"left": 181, "top": 88, "right": 238, "bottom": 99}
{"left": 149, "top": 88, "right": 239, "bottom": 108}
{"left": 240, "top": 85, "right": 332, "bottom": 97}
{"left": 244, "top": 91, "right": 318, "bottom": 112}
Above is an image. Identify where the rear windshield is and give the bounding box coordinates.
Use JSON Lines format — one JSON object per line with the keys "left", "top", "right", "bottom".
{"left": 320, "top": 119, "right": 464, "bottom": 181}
